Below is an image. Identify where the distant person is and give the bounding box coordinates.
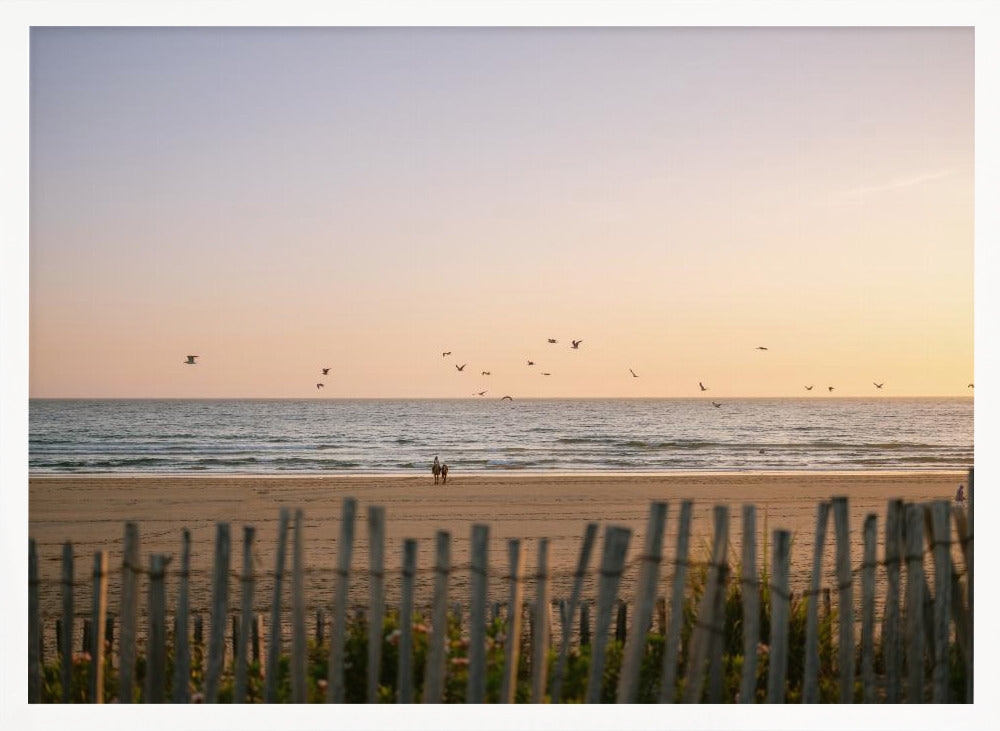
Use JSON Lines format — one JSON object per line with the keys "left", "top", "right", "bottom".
{"left": 432, "top": 456, "right": 441, "bottom": 485}
{"left": 441, "top": 463, "right": 449, "bottom": 484}
{"left": 955, "top": 483, "right": 966, "bottom": 507}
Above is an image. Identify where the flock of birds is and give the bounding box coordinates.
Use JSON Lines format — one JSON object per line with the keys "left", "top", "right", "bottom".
{"left": 181, "top": 350, "right": 975, "bottom": 402}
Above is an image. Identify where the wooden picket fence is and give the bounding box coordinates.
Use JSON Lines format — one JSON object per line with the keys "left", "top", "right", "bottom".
{"left": 28, "top": 469, "right": 973, "bottom": 704}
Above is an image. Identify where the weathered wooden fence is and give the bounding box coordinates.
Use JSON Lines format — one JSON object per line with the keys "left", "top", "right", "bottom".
{"left": 28, "top": 469, "right": 973, "bottom": 703}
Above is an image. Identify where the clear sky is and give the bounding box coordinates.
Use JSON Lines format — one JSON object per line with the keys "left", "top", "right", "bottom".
{"left": 29, "top": 27, "right": 974, "bottom": 398}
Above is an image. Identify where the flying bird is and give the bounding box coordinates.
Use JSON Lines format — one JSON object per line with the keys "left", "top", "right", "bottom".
{"left": 542, "top": 372, "right": 552, "bottom": 376}
{"left": 699, "top": 382, "right": 708, "bottom": 392}
{"left": 321, "top": 368, "right": 330, "bottom": 375}
{"left": 968, "top": 383, "right": 974, "bottom": 389}
{"left": 828, "top": 386, "right": 835, "bottom": 392}
{"left": 629, "top": 368, "right": 638, "bottom": 378}
{"left": 712, "top": 401, "right": 722, "bottom": 408}
{"left": 481, "top": 371, "right": 491, "bottom": 376}
{"left": 456, "top": 364, "right": 466, "bottom": 372}
{"left": 500, "top": 395, "right": 513, "bottom": 401}
{"left": 475, "top": 390, "right": 487, "bottom": 396}
{"left": 184, "top": 355, "right": 198, "bottom": 365}
{"left": 548, "top": 338, "right": 558, "bottom": 344}
{"left": 804, "top": 385, "right": 814, "bottom": 391}
{"left": 571, "top": 340, "right": 582, "bottom": 349}
{"left": 874, "top": 382, "right": 884, "bottom": 389}
{"left": 527, "top": 360, "right": 535, "bottom": 366}
{"left": 316, "top": 383, "right": 324, "bottom": 389}
{"left": 755, "top": 346, "right": 769, "bottom": 351}
{"left": 442, "top": 352, "right": 451, "bottom": 357}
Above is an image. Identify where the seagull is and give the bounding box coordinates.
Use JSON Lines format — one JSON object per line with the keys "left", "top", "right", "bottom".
{"left": 755, "top": 346, "right": 769, "bottom": 351}
{"left": 527, "top": 360, "right": 535, "bottom": 366}
{"left": 712, "top": 401, "right": 722, "bottom": 408}
{"left": 481, "top": 371, "right": 491, "bottom": 376}
{"left": 828, "top": 386, "right": 835, "bottom": 392}
{"left": 442, "top": 352, "right": 451, "bottom": 357}
{"left": 804, "top": 385, "right": 814, "bottom": 391}
{"left": 316, "top": 383, "right": 324, "bottom": 389}
{"left": 184, "top": 355, "right": 198, "bottom": 365}
{"left": 456, "top": 363, "right": 466, "bottom": 372}
{"left": 874, "top": 382, "right": 884, "bottom": 389}
{"left": 629, "top": 368, "right": 638, "bottom": 378}
{"left": 321, "top": 367, "right": 330, "bottom": 375}
{"left": 699, "top": 382, "right": 708, "bottom": 392}
{"left": 500, "top": 395, "right": 513, "bottom": 401}
{"left": 475, "top": 390, "right": 487, "bottom": 396}
{"left": 542, "top": 372, "right": 552, "bottom": 376}
{"left": 968, "top": 383, "right": 974, "bottom": 389}
{"left": 571, "top": 340, "right": 582, "bottom": 349}
{"left": 547, "top": 338, "right": 558, "bottom": 344}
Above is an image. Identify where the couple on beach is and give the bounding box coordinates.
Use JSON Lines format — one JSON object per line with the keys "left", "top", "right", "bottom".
{"left": 432, "top": 456, "right": 450, "bottom": 485}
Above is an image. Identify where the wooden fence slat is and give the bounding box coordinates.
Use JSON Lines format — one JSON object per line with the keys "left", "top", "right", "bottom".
{"left": 291, "top": 509, "right": 307, "bottom": 703}
{"left": 467, "top": 524, "right": 489, "bottom": 703}
{"left": 29, "top": 539, "right": 40, "bottom": 703}
{"left": 235, "top": 525, "right": 255, "bottom": 703}
{"left": 660, "top": 499, "right": 693, "bottom": 703}
{"left": 579, "top": 603, "right": 590, "bottom": 647}
{"left": 119, "top": 522, "right": 139, "bottom": 703}
{"left": 327, "top": 497, "right": 356, "bottom": 702}
{"left": 930, "top": 500, "right": 952, "bottom": 704}
{"left": 585, "top": 525, "right": 632, "bottom": 704}
{"left": 172, "top": 529, "right": 191, "bottom": 703}
{"left": 966, "top": 467, "right": 974, "bottom": 703}
{"left": 882, "top": 499, "right": 903, "bottom": 703}
{"left": 61, "top": 542, "right": 74, "bottom": 704}
{"left": 682, "top": 505, "right": 729, "bottom": 704}
{"left": 532, "top": 538, "right": 551, "bottom": 703}
{"left": 802, "top": 501, "right": 830, "bottom": 704}
{"left": 860, "top": 514, "right": 877, "bottom": 703}
{"left": 89, "top": 551, "right": 108, "bottom": 704}
{"left": 146, "top": 554, "right": 168, "bottom": 703}
{"left": 615, "top": 603, "right": 627, "bottom": 644}
{"left": 398, "top": 538, "right": 417, "bottom": 703}
{"left": 904, "top": 502, "right": 925, "bottom": 703}
{"left": 205, "top": 522, "right": 231, "bottom": 703}
{"left": 739, "top": 504, "right": 759, "bottom": 704}
{"left": 618, "top": 501, "right": 667, "bottom": 703}
{"left": 315, "top": 608, "right": 324, "bottom": 645}
{"left": 831, "top": 496, "right": 854, "bottom": 703}
{"left": 252, "top": 614, "right": 263, "bottom": 666}
{"left": 423, "top": 530, "right": 451, "bottom": 703}
{"left": 551, "top": 522, "right": 597, "bottom": 703}
{"left": 766, "top": 530, "right": 792, "bottom": 703}
{"left": 367, "top": 505, "right": 387, "bottom": 704}
{"left": 266, "top": 508, "right": 289, "bottom": 703}
{"left": 501, "top": 539, "right": 526, "bottom": 704}
{"left": 706, "top": 548, "right": 729, "bottom": 704}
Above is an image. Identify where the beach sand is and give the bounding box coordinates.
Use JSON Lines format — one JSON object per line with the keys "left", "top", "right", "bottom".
{"left": 29, "top": 471, "right": 965, "bottom": 631}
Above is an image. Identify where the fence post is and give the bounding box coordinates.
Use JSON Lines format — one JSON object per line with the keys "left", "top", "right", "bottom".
{"left": 146, "top": 554, "right": 168, "bottom": 703}
{"left": 618, "top": 501, "right": 667, "bottom": 703}
{"left": 860, "top": 514, "right": 877, "bottom": 703}
{"left": 88, "top": 551, "right": 108, "bottom": 703}
{"left": 82, "top": 620, "right": 92, "bottom": 656}
{"left": 422, "top": 530, "right": 451, "bottom": 703}
{"left": 327, "top": 497, "right": 356, "bottom": 702}
{"left": 883, "top": 499, "right": 903, "bottom": 703}
{"left": 266, "top": 508, "right": 289, "bottom": 703}
{"left": 501, "top": 539, "right": 526, "bottom": 704}
{"left": 660, "top": 499, "right": 693, "bottom": 703}
{"left": 831, "top": 496, "right": 854, "bottom": 703}
{"left": 235, "top": 525, "right": 255, "bottom": 703}
{"left": 766, "top": 529, "right": 792, "bottom": 703}
{"left": 585, "top": 525, "right": 632, "bottom": 704}
{"left": 551, "top": 522, "right": 597, "bottom": 703}
{"left": 801, "top": 501, "right": 830, "bottom": 703}
{"left": 904, "top": 503, "right": 925, "bottom": 703}
{"left": 467, "top": 524, "right": 489, "bottom": 703}
{"left": 119, "top": 522, "right": 139, "bottom": 703}
{"left": 739, "top": 504, "right": 759, "bottom": 704}
{"left": 580, "top": 603, "right": 591, "bottom": 647}
{"left": 61, "top": 542, "right": 74, "bottom": 704}
{"left": 205, "top": 523, "right": 230, "bottom": 703}
{"left": 532, "top": 538, "right": 551, "bottom": 703}
{"left": 966, "top": 466, "right": 973, "bottom": 703}
{"left": 291, "top": 509, "right": 307, "bottom": 703}
{"left": 367, "top": 505, "right": 387, "bottom": 704}
{"left": 398, "top": 538, "right": 417, "bottom": 703}
{"left": 171, "top": 529, "right": 191, "bottom": 702}
{"left": 29, "top": 539, "right": 40, "bottom": 703}
{"left": 683, "top": 505, "right": 729, "bottom": 704}
{"left": 930, "top": 500, "right": 952, "bottom": 703}
{"left": 315, "top": 609, "right": 324, "bottom": 645}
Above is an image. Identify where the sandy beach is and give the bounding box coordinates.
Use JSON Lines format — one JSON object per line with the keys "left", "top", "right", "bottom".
{"left": 29, "top": 471, "right": 965, "bottom": 628}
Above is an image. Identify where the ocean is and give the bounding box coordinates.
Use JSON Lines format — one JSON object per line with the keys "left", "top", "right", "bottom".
{"left": 28, "top": 398, "right": 973, "bottom": 474}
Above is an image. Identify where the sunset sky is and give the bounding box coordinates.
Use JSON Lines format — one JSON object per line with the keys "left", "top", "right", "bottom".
{"left": 29, "top": 27, "right": 974, "bottom": 398}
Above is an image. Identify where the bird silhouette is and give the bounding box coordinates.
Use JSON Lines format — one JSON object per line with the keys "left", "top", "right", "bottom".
{"left": 756, "top": 346, "right": 768, "bottom": 351}
{"left": 500, "top": 395, "right": 513, "bottom": 401}
{"left": 184, "top": 355, "right": 198, "bottom": 365}
{"left": 481, "top": 371, "right": 491, "bottom": 376}
{"left": 547, "top": 338, "right": 558, "bottom": 344}
{"left": 316, "top": 383, "right": 324, "bottom": 389}
{"left": 699, "top": 382, "right": 708, "bottom": 392}
{"left": 442, "top": 352, "right": 451, "bottom": 357}
{"left": 629, "top": 368, "right": 638, "bottom": 378}
{"left": 571, "top": 340, "right": 582, "bottom": 349}
{"left": 874, "top": 382, "right": 884, "bottom": 389}
{"left": 456, "top": 364, "right": 466, "bottom": 372}
{"left": 712, "top": 401, "right": 722, "bottom": 408}
{"left": 828, "top": 386, "right": 835, "bottom": 392}
{"left": 804, "top": 385, "right": 814, "bottom": 391}
{"left": 474, "top": 390, "right": 487, "bottom": 396}
{"left": 527, "top": 360, "right": 535, "bottom": 366}
{"left": 542, "top": 372, "right": 552, "bottom": 376}
{"left": 968, "top": 383, "right": 974, "bottom": 389}
{"left": 321, "top": 367, "right": 330, "bottom": 375}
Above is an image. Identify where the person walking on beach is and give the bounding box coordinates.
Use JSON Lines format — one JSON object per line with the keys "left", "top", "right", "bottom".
{"left": 432, "top": 456, "right": 441, "bottom": 485}
{"left": 441, "top": 463, "right": 449, "bottom": 484}
{"left": 956, "top": 483, "right": 966, "bottom": 507}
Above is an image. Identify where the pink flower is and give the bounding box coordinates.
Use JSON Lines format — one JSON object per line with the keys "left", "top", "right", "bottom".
{"left": 756, "top": 642, "right": 770, "bottom": 655}
{"left": 317, "top": 679, "right": 328, "bottom": 690}
{"left": 450, "top": 657, "right": 470, "bottom": 667}
{"left": 413, "top": 623, "right": 429, "bottom": 634}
